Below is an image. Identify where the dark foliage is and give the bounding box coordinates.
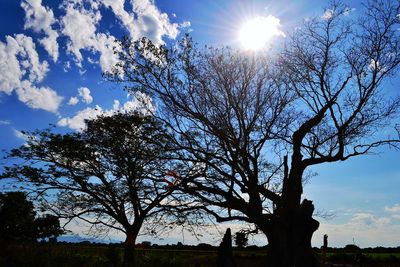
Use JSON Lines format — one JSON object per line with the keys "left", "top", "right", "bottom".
{"left": 2, "top": 112, "right": 185, "bottom": 266}
{"left": 0, "top": 192, "right": 64, "bottom": 245}
{"left": 235, "top": 232, "right": 248, "bottom": 248}
{"left": 35, "top": 214, "right": 64, "bottom": 242}
{"left": 0, "top": 191, "right": 36, "bottom": 244}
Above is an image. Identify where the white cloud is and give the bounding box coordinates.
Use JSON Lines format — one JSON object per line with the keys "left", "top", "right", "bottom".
{"left": 16, "top": 81, "right": 63, "bottom": 113}
{"left": 385, "top": 204, "right": 400, "bottom": 213}
{"left": 100, "top": 0, "right": 180, "bottom": 44}
{"left": 79, "top": 68, "right": 87, "bottom": 75}
{"left": 60, "top": 2, "right": 118, "bottom": 72}
{"left": 59, "top": 0, "right": 184, "bottom": 72}
{"left": 58, "top": 92, "right": 154, "bottom": 131}
{"left": 131, "top": 0, "right": 179, "bottom": 43}
{"left": 63, "top": 61, "right": 71, "bottom": 72}
{"left": 61, "top": 3, "right": 101, "bottom": 66}
{"left": 68, "top": 96, "right": 79, "bottom": 106}
{"left": 21, "top": 0, "right": 59, "bottom": 62}
{"left": 0, "top": 120, "right": 11, "bottom": 125}
{"left": 78, "top": 87, "right": 93, "bottom": 104}
{"left": 15, "top": 34, "right": 48, "bottom": 82}
{"left": 0, "top": 34, "right": 62, "bottom": 113}
{"left": 321, "top": 9, "right": 334, "bottom": 20}
{"left": 58, "top": 105, "right": 104, "bottom": 131}
{"left": 392, "top": 214, "right": 400, "bottom": 220}
{"left": 347, "top": 212, "right": 391, "bottom": 228}
{"left": 0, "top": 39, "right": 21, "bottom": 94}
{"left": 313, "top": 210, "right": 400, "bottom": 248}
{"left": 13, "top": 128, "right": 30, "bottom": 141}
{"left": 95, "top": 33, "right": 119, "bottom": 72}
{"left": 100, "top": 0, "right": 136, "bottom": 37}
{"left": 87, "top": 57, "right": 96, "bottom": 64}
{"left": 0, "top": 34, "right": 48, "bottom": 90}
{"left": 180, "top": 21, "right": 191, "bottom": 28}
{"left": 67, "top": 87, "right": 93, "bottom": 106}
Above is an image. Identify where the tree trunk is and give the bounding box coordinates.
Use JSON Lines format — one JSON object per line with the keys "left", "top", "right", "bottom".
{"left": 123, "top": 230, "right": 138, "bottom": 267}
{"left": 262, "top": 199, "right": 320, "bottom": 267}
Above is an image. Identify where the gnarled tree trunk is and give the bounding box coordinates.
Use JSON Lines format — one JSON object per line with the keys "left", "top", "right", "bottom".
{"left": 123, "top": 230, "right": 138, "bottom": 267}
{"left": 262, "top": 199, "right": 320, "bottom": 267}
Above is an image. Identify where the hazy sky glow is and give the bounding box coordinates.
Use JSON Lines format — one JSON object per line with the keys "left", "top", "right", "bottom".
{"left": 0, "top": 0, "right": 399, "bottom": 248}
{"left": 239, "top": 15, "right": 285, "bottom": 50}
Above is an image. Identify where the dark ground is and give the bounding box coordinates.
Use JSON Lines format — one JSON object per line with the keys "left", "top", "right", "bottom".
{"left": 0, "top": 243, "right": 399, "bottom": 267}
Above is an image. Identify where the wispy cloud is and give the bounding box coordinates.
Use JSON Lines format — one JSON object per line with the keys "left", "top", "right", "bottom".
{"left": 385, "top": 204, "right": 400, "bottom": 213}
{"left": 385, "top": 203, "right": 400, "bottom": 220}
{"left": 13, "top": 128, "right": 30, "bottom": 141}
{"left": 314, "top": 208, "right": 400, "bottom": 248}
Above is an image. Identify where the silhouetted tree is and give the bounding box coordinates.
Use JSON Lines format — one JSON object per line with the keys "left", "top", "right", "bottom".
{"left": 0, "top": 191, "right": 36, "bottom": 245}
{"left": 105, "top": 1, "right": 400, "bottom": 266}
{"left": 0, "top": 191, "right": 64, "bottom": 245}
{"left": 2, "top": 112, "right": 181, "bottom": 267}
{"left": 35, "top": 214, "right": 64, "bottom": 242}
{"left": 235, "top": 232, "right": 248, "bottom": 248}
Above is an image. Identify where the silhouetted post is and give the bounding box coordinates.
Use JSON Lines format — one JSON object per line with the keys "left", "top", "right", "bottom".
{"left": 322, "top": 234, "right": 328, "bottom": 264}
{"left": 217, "top": 228, "right": 236, "bottom": 267}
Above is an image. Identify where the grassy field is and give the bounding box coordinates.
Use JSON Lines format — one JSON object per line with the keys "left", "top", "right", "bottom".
{"left": 0, "top": 243, "right": 399, "bottom": 267}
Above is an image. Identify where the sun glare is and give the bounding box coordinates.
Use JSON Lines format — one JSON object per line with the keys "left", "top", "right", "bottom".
{"left": 239, "top": 15, "right": 285, "bottom": 51}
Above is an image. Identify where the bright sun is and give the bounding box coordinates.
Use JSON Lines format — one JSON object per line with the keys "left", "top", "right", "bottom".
{"left": 239, "top": 15, "right": 285, "bottom": 51}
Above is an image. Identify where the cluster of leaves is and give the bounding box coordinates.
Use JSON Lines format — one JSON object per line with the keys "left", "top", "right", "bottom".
{"left": 0, "top": 191, "right": 63, "bottom": 244}
{"left": 1, "top": 112, "right": 199, "bottom": 249}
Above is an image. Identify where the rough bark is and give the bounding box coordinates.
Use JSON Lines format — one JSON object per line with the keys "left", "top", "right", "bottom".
{"left": 123, "top": 230, "right": 138, "bottom": 267}
{"left": 263, "top": 199, "right": 320, "bottom": 267}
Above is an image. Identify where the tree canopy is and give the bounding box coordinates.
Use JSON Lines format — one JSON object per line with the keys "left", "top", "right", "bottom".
{"left": 0, "top": 192, "right": 63, "bottom": 244}
{"left": 105, "top": 1, "right": 400, "bottom": 266}
{"left": 0, "top": 191, "right": 36, "bottom": 244}
{"left": 35, "top": 214, "right": 64, "bottom": 242}
{"left": 2, "top": 112, "right": 183, "bottom": 266}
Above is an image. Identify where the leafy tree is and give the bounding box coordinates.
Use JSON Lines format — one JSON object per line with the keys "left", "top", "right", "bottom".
{"left": 2, "top": 113, "right": 181, "bottom": 267}
{"left": 0, "top": 192, "right": 64, "bottom": 245}
{"left": 105, "top": 1, "right": 400, "bottom": 266}
{"left": 235, "top": 232, "right": 248, "bottom": 248}
{"left": 0, "top": 191, "right": 36, "bottom": 244}
{"left": 35, "top": 214, "right": 64, "bottom": 242}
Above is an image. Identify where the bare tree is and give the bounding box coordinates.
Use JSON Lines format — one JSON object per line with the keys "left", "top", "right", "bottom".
{"left": 2, "top": 112, "right": 182, "bottom": 267}
{"left": 105, "top": 1, "right": 400, "bottom": 266}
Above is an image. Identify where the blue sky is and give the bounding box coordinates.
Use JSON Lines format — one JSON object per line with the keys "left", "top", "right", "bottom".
{"left": 0, "top": 0, "right": 399, "bottom": 248}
